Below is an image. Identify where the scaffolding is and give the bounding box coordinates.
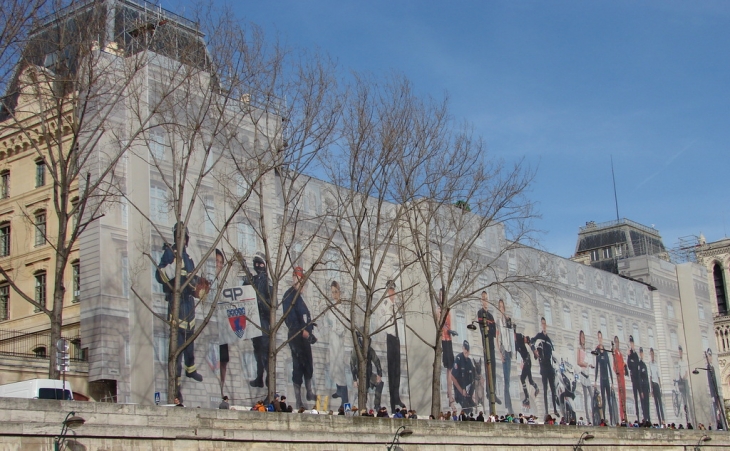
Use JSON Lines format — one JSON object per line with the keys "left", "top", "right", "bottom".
{"left": 669, "top": 235, "right": 701, "bottom": 264}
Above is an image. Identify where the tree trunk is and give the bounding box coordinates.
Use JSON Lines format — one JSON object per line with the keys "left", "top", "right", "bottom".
{"left": 431, "top": 334, "right": 443, "bottom": 418}
{"left": 267, "top": 329, "right": 277, "bottom": 403}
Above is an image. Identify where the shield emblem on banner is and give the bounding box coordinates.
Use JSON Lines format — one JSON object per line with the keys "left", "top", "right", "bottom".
{"left": 227, "top": 308, "right": 247, "bottom": 338}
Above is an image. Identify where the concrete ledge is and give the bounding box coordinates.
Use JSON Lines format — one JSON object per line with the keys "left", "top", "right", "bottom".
{"left": 0, "top": 399, "right": 727, "bottom": 450}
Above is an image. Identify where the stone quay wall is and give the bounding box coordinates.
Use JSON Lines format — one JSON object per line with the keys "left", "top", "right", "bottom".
{"left": 0, "top": 398, "right": 727, "bottom": 450}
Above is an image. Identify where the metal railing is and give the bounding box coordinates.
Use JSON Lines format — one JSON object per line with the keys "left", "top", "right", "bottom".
{"left": 0, "top": 329, "right": 87, "bottom": 362}
{"left": 579, "top": 217, "right": 660, "bottom": 236}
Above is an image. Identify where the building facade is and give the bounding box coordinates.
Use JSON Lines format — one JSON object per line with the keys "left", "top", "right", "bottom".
{"left": 0, "top": 0, "right": 724, "bottom": 431}
{"left": 694, "top": 235, "right": 730, "bottom": 421}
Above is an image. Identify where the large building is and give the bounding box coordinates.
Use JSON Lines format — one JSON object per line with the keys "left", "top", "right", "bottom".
{"left": 0, "top": 0, "right": 725, "bottom": 431}
{"left": 694, "top": 235, "right": 730, "bottom": 420}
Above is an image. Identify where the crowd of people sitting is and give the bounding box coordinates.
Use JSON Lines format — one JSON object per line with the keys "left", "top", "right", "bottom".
{"left": 218, "top": 394, "right": 715, "bottom": 431}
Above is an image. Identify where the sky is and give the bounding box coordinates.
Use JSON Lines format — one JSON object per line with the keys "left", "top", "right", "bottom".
{"left": 191, "top": 0, "right": 730, "bottom": 258}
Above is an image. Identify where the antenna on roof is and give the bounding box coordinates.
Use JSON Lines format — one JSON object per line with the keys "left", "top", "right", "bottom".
{"left": 611, "top": 155, "right": 620, "bottom": 222}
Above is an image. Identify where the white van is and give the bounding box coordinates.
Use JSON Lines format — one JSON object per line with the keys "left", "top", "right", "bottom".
{"left": 0, "top": 379, "right": 73, "bottom": 400}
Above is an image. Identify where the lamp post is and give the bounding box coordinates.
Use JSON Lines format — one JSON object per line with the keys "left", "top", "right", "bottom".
{"left": 54, "top": 411, "right": 85, "bottom": 451}
{"left": 386, "top": 425, "right": 413, "bottom": 451}
{"left": 467, "top": 320, "right": 496, "bottom": 416}
{"left": 693, "top": 434, "right": 711, "bottom": 451}
{"left": 693, "top": 364, "right": 729, "bottom": 431}
{"left": 573, "top": 431, "right": 594, "bottom": 451}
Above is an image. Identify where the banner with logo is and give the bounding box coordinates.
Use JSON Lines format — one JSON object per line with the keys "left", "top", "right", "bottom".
{"left": 217, "top": 285, "right": 262, "bottom": 343}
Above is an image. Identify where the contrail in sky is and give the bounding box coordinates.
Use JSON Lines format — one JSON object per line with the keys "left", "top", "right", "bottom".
{"left": 635, "top": 141, "right": 695, "bottom": 189}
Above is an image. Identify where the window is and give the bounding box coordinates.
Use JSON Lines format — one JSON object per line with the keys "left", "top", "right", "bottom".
{"left": 0, "top": 222, "right": 9, "bottom": 256}
{"left": 455, "top": 310, "right": 467, "bottom": 342}
{"left": 33, "top": 346, "right": 47, "bottom": 358}
{"left": 599, "top": 316, "right": 608, "bottom": 336}
{"left": 562, "top": 306, "right": 572, "bottom": 330}
{"left": 590, "top": 250, "right": 600, "bottom": 262}
{"left": 602, "top": 247, "right": 612, "bottom": 259}
{"left": 237, "top": 223, "right": 256, "bottom": 256}
{"left": 616, "top": 320, "right": 624, "bottom": 341}
{"left": 632, "top": 324, "right": 640, "bottom": 346}
{"left": 150, "top": 185, "right": 168, "bottom": 224}
{"left": 236, "top": 174, "right": 249, "bottom": 197}
{"left": 543, "top": 301, "right": 552, "bottom": 326}
{"left": 149, "top": 129, "right": 166, "bottom": 161}
{"left": 35, "top": 159, "right": 45, "bottom": 187}
{"left": 0, "top": 170, "right": 8, "bottom": 198}
{"left": 0, "top": 283, "right": 8, "bottom": 321}
{"left": 667, "top": 302, "right": 675, "bottom": 319}
{"left": 70, "top": 197, "right": 79, "bottom": 230}
{"left": 34, "top": 271, "right": 46, "bottom": 312}
{"left": 669, "top": 330, "right": 678, "bottom": 351}
{"left": 713, "top": 264, "right": 727, "bottom": 315}
{"left": 204, "top": 195, "right": 216, "bottom": 236}
{"left": 34, "top": 211, "right": 46, "bottom": 246}
{"left": 698, "top": 303, "right": 705, "bottom": 320}
{"left": 582, "top": 312, "right": 590, "bottom": 336}
{"left": 648, "top": 328, "right": 655, "bottom": 349}
{"left": 71, "top": 261, "right": 80, "bottom": 303}
{"left": 701, "top": 331, "right": 709, "bottom": 352}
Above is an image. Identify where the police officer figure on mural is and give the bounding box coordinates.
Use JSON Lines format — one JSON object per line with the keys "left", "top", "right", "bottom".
{"left": 594, "top": 331, "right": 614, "bottom": 424}
{"left": 282, "top": 266, "right": 316, "bottom": 409}
{"left": 477, "top": 291, "right": 502, "bottom": 405}
{"left": 156, "top": 222, "right": 204, "bottom": 397}
{"left": 244, "top": 253, "right": 272, "bottom": 388}
{"left": 350, "top": 332, "right": 384, "bottom": 410}
{"left": 451, "top": 340, "right": 477, "bottom": 412}
{"left": 515, "top": 327, "right": 539, "bottom": 408}
{"left": 638, "top": 347, "right": 651, "bottom": 423}
{"left": 626, "top": 335, "right": 641, "bottom": 422}
{"left": 380, "top": 280, "right": 406, "bottom": 413}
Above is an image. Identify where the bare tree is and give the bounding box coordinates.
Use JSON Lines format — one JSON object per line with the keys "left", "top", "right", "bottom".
{"left": 0, "top": 0, "right": 48, "bottom": 94}
{"left": 320, "top": 74, "right": 447, "bottom": 413}
{"left": 395, "top": 119, "right": 541, "bottom": 417}
{"left": 241, "top": 52, "right": 343, "bottom": 406}
{"left": 0, "top": 0, "right": 164, "bottom": 379}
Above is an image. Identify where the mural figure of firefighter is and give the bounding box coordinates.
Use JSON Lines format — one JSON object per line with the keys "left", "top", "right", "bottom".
{"left": 156, "top": 222, "right": 204, "bottom": 398}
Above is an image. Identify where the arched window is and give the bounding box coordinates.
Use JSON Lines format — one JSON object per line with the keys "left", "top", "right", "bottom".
{"left": 713, "top": 263, "right": 727, "bottom": 315}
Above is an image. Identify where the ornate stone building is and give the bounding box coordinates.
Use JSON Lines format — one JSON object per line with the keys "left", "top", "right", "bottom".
{"left": 694, "top": 235, "right": 730, "bottom": 419}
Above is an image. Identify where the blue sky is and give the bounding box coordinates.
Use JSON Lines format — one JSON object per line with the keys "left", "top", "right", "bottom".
{"left": 198, "top": 0, "right": 730, "bottom": 258}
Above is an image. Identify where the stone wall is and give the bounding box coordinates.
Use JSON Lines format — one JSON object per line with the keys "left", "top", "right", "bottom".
{"left": 0, "top": 398, "right": 727, "bottom": 451}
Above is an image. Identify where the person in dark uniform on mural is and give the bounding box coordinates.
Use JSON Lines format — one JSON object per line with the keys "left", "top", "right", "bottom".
{"left": 594, "top": 330, "right": 614, "bottom": 424}
{"left": 531, "top": 317, "right": 557, "bottom": 416}
{"left": 350, "top": 332, "right": 384, "bottom": 411}
{"left": 156, "top": 222, "right": 204, "bottom": 399}
{"left": 379, "top": 280, "right": 406, "bottom": 413}
{"left": 243, "top": 253, "right": 272, "bottom": 388}
{"left": 283, "top": 266, "right": 316, "bottom": 409}
{"left": 515, "top": 327, "right": 539, "bottom": 409}
{"left": 477, "top": 291, "right": 501, "bottom": 405}
{"left": 451, "top": 340, "right": 477, "bottom": 412}
{"left": 638, "top": 347, "right": 651, "bottom": 423}
{"left": 626, "top": 335, "right": 641, "bottom": 422}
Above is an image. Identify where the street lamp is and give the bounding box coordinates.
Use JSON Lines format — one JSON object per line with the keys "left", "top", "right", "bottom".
{"left": 54, "top": 411, "right": 85, "bottom": 451}
{"left": 467, "top": 320, "right": 496, "bottom": 416}
{"left": 694, "top": 434, "right": 711, "bottom": 451}
{"left": 386, "top": 425, "right": 413, "bottom": 451}
{"left": 693, "top": 365, "right": 729, "bottom": 431}
{"left": 573, "top": 431, "right": 594, "bottom": 451}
